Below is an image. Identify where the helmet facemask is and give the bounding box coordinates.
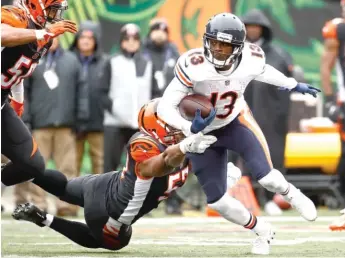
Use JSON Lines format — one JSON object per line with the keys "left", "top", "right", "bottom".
{"left": 138, "top": 98, "right": 185, "bottom": 146}
{"left": 203, "top": 35, "right": 244, "bottom": 68}
{"left": 162, "top": 124, "right": 185, "bottom": 146}
{"left": 45, "top": 1, "right": 68, "bottom": 24}
{"left": 19, "top": 0, "right": 68, "bottom": 27}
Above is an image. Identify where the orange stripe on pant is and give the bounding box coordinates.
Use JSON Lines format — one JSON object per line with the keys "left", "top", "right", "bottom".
{"left": 238, "top": 108, "right": 273, "bottom": 169}
{"left": 30, "top": 137, "right": 38, "bottom": 157}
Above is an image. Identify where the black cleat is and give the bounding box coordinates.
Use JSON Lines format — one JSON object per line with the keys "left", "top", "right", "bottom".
{"left": 12, "top": 203, "right": 47, "bottom": 227}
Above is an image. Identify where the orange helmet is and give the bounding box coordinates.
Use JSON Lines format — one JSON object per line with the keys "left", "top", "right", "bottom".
{"left": 18, "top": 0, "right": 68, "bottom": 27}
{"left": 138, "top": 98, "right": 183, "bottom": 146}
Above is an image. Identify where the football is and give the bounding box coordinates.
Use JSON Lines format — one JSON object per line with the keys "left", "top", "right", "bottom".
{"left": 179, "top": 94, "right": 213, "bottom": 121}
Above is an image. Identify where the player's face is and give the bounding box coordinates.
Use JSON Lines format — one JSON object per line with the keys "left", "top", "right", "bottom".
{"left": 121, "top": 36, "right": 140, "bottom": 53}
{"left": 245, "top": 25, "right": 263, "bottom": 43}
{"left": 209, "top": 39, "right": 233, "bottom": 61}
{"left": 150, "top": 29, "right": 168, "bottom": 46}
{"left": 77, "top": 30, "right": 96, "bottom": 54}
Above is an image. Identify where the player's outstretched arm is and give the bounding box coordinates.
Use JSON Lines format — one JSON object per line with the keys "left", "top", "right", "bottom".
{"left": 254, "top": 64, "right": 298, "bottom": 90}
{"left": 157, "top": 78, "right": 193, "bottom": 136}
{"left": 138, "top": 144, "right": 185, "bottom": 178}
{"left": 137, "top": 133, "right": 217, "bottom": 178}
{"left": 1, "top": 24, "right": 38, "bottom": 47}
{"left": 1, "top": 21, "right": 77, "bottom": 47}
{"left": 255, "top": 64, "right": 321, "bottom": 98}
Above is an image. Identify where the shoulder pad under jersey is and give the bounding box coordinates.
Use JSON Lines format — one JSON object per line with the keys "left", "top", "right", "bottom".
{"left": 236, "top": 42, "right": 266, "bottom": 77}
{"left": 322, "top": 18, "right": 344, "bottom": 39}
{"left": 174, "top": 48, "right": 214, "bottom": 87}
{"left": 1, "top": 6, "right": 29, "bottom": 28}
{"left": 129, "top": 134, "right": 161, "bottom": 163}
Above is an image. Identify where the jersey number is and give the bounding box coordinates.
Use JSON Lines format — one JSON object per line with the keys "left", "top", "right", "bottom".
{"left": 210, "top": 91, "right": 238, "bottom": 119}
{"left": 1, "top": 55, "right": 37, "bottom": 89}
{"left": 249, "top": 44, "right": 264, "bottom": 58}
{"left": 158, "top": 167, "right": 188, "bottom": 201}
{"left": 190, "top": 55, "right": 204, "bottom": 65}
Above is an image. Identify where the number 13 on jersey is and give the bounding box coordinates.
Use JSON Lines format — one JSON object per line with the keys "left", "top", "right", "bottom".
{"left": 210, "top": 91, "right": 238, "bottom": 119}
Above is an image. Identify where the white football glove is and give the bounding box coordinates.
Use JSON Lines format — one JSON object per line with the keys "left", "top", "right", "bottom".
{"left": 179, "top": 132, "right": 217, "bottom": 154}
{"left": 226, "top": 162, "right": 242, "bottom": 189}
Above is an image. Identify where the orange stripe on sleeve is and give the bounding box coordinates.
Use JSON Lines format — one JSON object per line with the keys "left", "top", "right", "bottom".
{"left": 175, "top": 64, "right": 193, "bottom": 87}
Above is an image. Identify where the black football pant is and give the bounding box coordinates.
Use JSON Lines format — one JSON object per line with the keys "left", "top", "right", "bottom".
{"left": 33, "top": 169, "right": 132, "bottom": 250}
{"left": 1, "top": 103, "right": 45, "bottom": 186}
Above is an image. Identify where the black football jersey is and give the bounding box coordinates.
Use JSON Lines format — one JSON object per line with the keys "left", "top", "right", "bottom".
{"left": 105, "top": 132, "right": 190, "bottom": 225}
{"left": 1, "top": 6, "right": 52, "bottom": 104}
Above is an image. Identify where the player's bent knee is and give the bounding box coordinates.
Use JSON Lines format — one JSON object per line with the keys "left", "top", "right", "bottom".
{"left": 103, "top": 225, "right": 132, "bottom": 251}
{"left": 258, "top": 169, "right": 289, "bottom": 193}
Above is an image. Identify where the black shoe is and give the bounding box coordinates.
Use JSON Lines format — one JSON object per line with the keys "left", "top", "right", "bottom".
{"left": 12, "top": 203, "right": 47, "bottom": 227}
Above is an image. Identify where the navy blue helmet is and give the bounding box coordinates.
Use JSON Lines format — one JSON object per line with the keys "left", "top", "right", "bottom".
{"left": 203, "top": 13, "right": 246, "bottom": 68}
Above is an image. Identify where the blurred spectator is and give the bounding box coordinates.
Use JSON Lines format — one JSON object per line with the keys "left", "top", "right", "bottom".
{"left": 321, "top": 2, "right": 345, "bottom": 199}
{"left": 142, "top": 18, "right": 180, "bottom": 95}
{"left": 142, "top": 18, "right": 182, "bottom": 215}
{"left": 69, "top": 21, "right": 109, "bottom": 175}
{"left": 241, "top": 9, "right": 296, "bottom": 215}
{"left": 22, "top": 38, "right": 85, "bottom": 216}
{"left": 99, "top": 23, "right": 159, "bottom": 173}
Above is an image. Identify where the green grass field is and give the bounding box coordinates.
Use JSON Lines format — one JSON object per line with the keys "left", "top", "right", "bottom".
{"left": 1, "top": 209, "right": 345, "bottom": 258}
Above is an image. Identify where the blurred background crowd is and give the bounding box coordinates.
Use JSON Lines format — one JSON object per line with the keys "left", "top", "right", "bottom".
{"left": 1, "top": 0, "right": 345, "bottom": 217}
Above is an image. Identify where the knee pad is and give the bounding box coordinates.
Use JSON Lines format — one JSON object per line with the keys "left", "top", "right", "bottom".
{"left": 208, "top": 193, "right": 251, "bottom": 225}
{"left": 258, "top": 169, "right": 289, "bottom": 193}
{"left": 104, "top": 224, "right": 132, "bottom": 251}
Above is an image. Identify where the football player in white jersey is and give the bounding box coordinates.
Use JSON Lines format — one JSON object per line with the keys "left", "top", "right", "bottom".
{"left": 157, "top": 13, "right": 320, "bottom": 255}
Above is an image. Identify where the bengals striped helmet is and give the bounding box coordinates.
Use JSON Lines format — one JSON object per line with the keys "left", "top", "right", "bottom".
{"left": 18, "top": 0, "right": 68, "bottom": 27}
{"left": 138, "top": 98, "right": 183, "bottom": 146}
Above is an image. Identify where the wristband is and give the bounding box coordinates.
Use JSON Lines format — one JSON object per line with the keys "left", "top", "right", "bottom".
{"left": 35, "top": 30, "right": 46, "bottom": 40}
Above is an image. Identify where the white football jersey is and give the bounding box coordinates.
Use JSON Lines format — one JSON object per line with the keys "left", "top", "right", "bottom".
{"left": 174, "top": 42, "right": 265, "bottom": 132}
{"left": 158, "top": 42, "right": 297, "bottom": 135}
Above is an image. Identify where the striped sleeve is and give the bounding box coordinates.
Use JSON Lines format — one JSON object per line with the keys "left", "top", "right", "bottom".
{"left": 174, "top": 62, "right": 193, "bottom": 88}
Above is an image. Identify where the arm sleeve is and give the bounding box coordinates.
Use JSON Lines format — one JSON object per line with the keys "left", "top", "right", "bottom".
{"left": 157, "top": 77, "right": 193, "bottom": 136}
{"left": 254, "top": 64, "right": 298, "bottom": 90}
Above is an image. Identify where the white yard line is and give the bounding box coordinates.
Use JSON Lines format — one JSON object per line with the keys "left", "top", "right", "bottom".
{"left": 6, "top": 236, "right": 345, "bottom": 247}
{"left": 1, "top": 216, "right": 338, "bottom": 225}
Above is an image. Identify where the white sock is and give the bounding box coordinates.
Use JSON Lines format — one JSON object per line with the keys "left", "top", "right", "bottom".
{"left": 252, "top": 217, "right": 270, "bottom": 235}
{"left": 42, "top": 213, "right": 54, "bottom": 227}
{"left": 208, "top": 193, "right": 251, "bottom": 226}
{"left": 282, "top": 183, "right": 299, "bottom": 199}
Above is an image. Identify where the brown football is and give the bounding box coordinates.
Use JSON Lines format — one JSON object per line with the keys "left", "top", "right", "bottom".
{"left": 179, "top": 94, "right": 213, "bottom": 121}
